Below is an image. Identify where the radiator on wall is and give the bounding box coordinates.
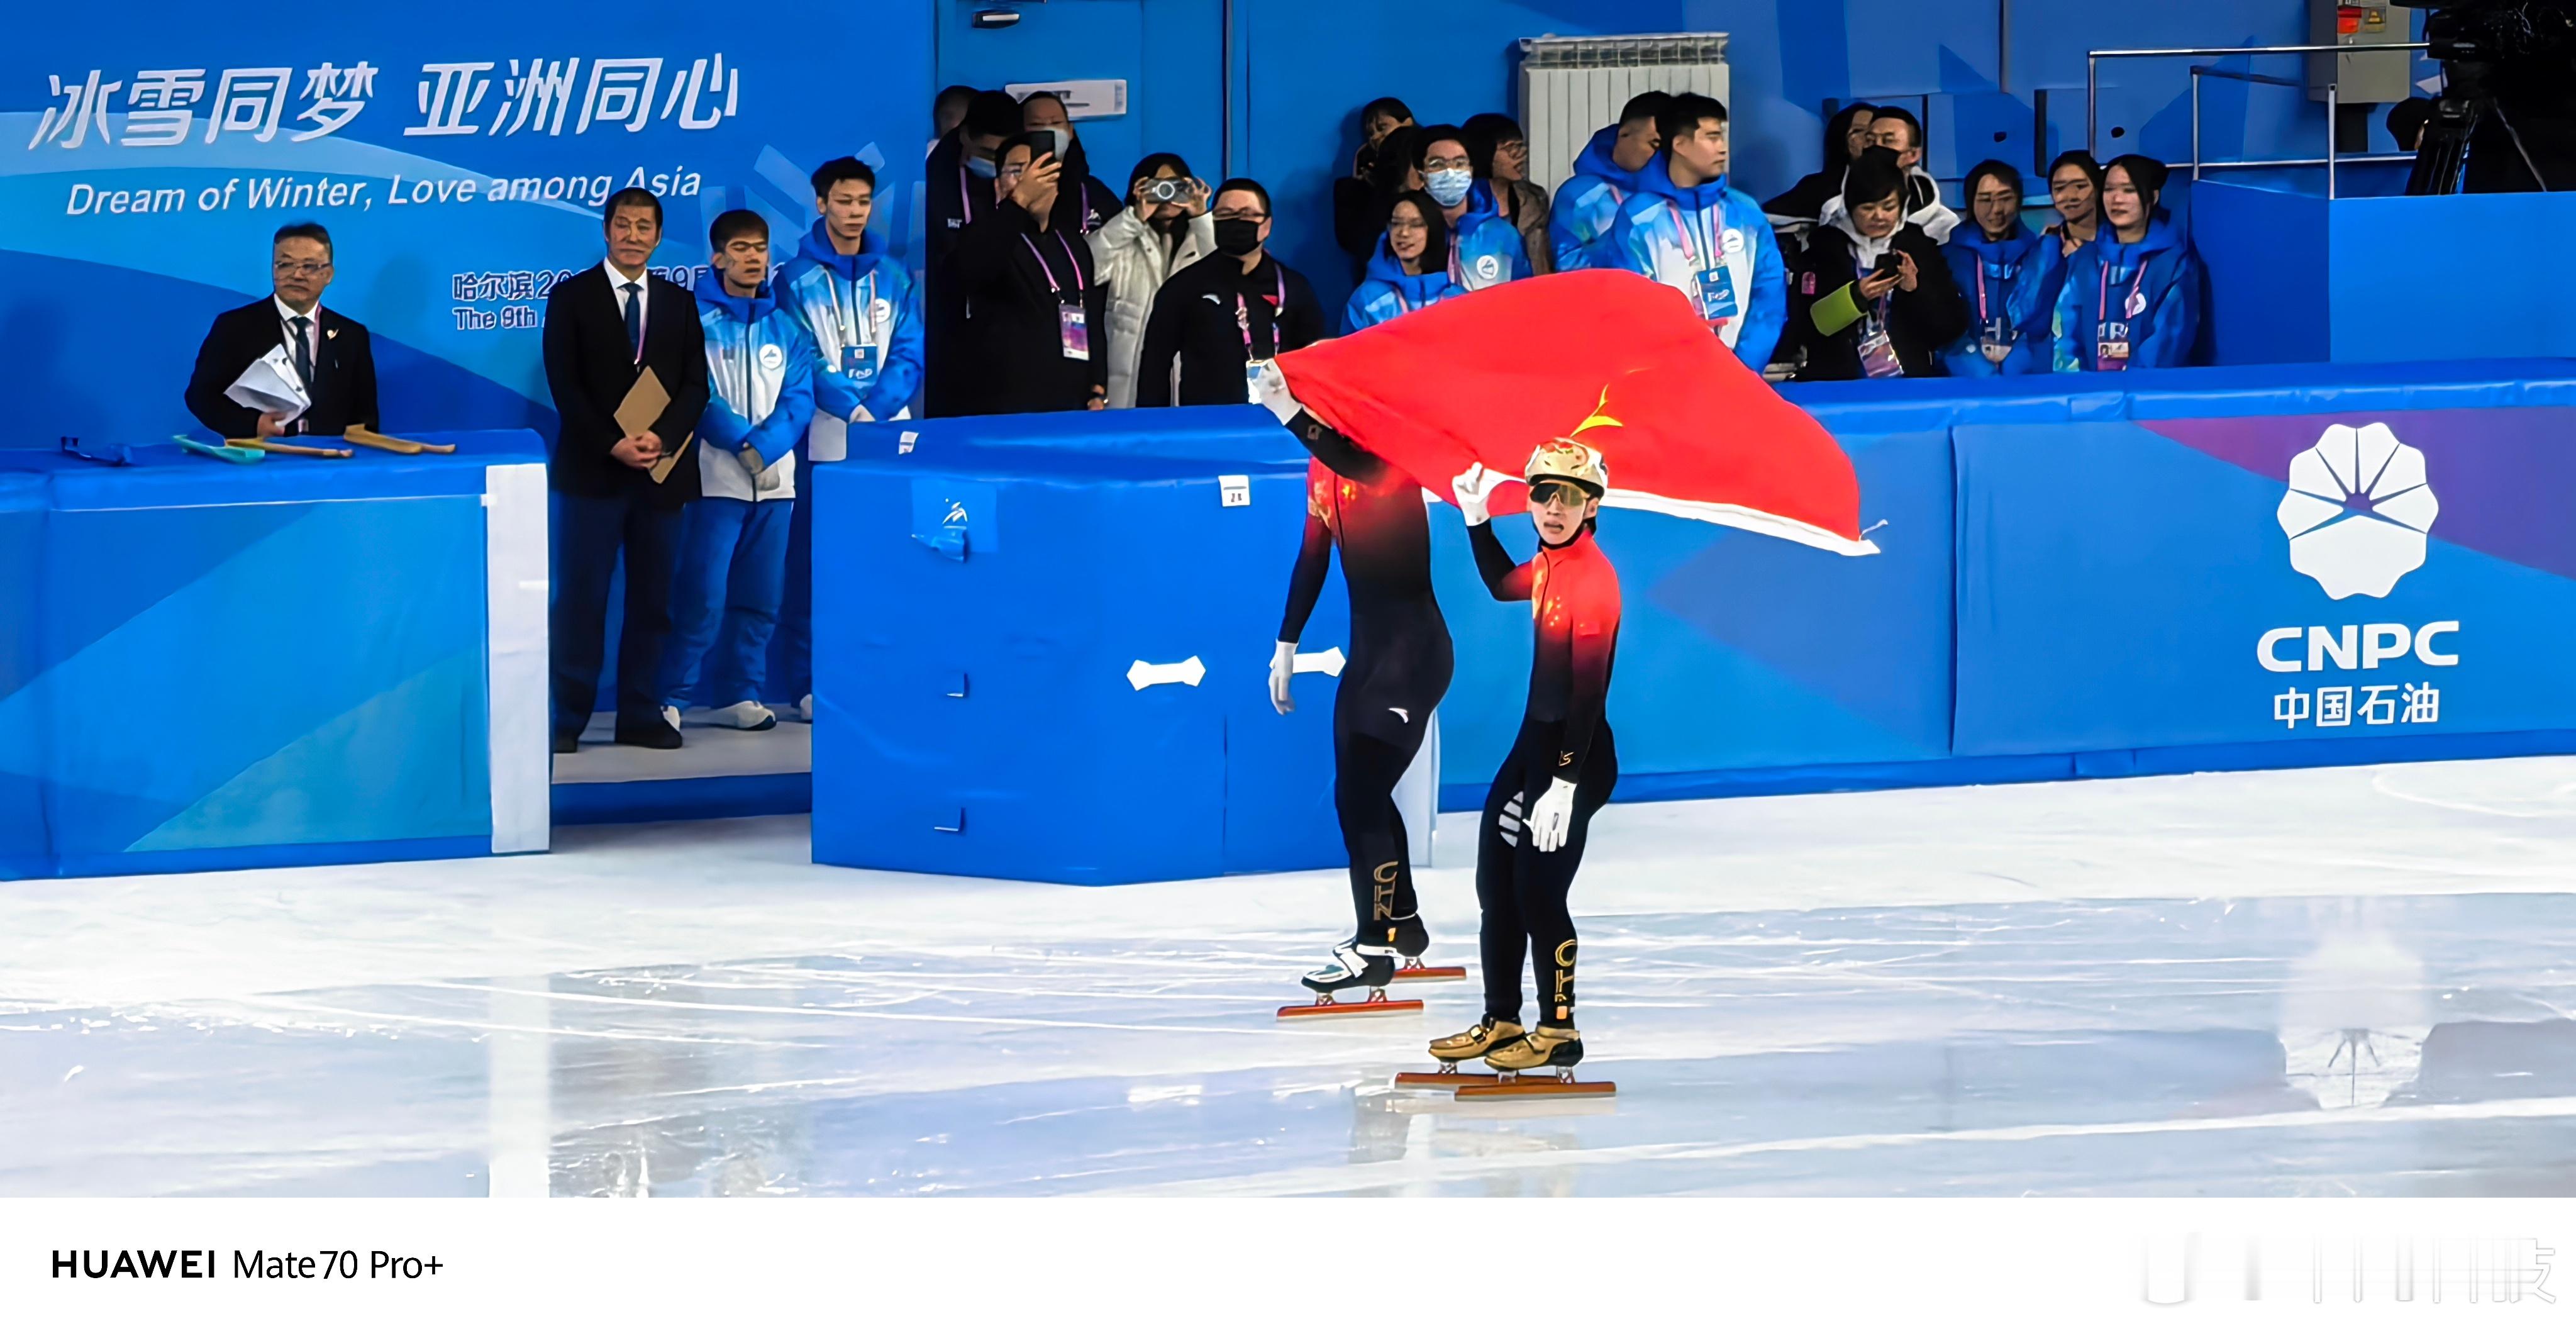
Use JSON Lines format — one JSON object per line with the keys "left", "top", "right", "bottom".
{"left": 1518, "top": 33, "right": 1731, "bottom": 196}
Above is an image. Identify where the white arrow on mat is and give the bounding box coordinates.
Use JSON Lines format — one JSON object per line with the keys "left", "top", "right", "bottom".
{"left": 1127, "top": 656, "right": 1208, "bottom": 690}
{"left": 1293, "top": 647, "right": 1346, "bottom": 677}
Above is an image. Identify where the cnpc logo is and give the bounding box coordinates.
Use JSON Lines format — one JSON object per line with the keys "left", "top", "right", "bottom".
{"left": 2258, "top": 621, "right": 2458, "bottom": 674}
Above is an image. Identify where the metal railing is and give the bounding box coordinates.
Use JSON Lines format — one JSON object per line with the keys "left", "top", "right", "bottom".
{"left": 2089, "top": 43, "right": 2429, "bottom": 199}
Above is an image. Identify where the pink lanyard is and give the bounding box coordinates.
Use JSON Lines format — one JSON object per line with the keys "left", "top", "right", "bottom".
{"left": 958, "top": 163, "right": 975, "bottom": 225}
{"left": 1020, "top": 231, "right": 1088, "bottom": 295}
{"left": 1663, "top": 201, "right": 1717, "bottom": 268}
{"left": 1233, "top": 268, "right": 1287, "bottom": 355}
{"left": 1975, "top": 260, "right": 1990, "bottom": 325}
{"left": 2098, "top": 250, "right": 2149, "bottom": 328}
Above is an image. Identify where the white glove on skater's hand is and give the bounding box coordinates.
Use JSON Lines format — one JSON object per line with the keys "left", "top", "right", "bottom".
{"left": 1269, "top": 641, "right": 1297, "bottom": 715}
{"left": 1451, "top": 463, "right": 1494, "bottom": 526}
{"left": 1530, "top": 777, "right": 1579, "bottom": 852}
{"left": 1251, "top": 360, "right": 1306, "bottom": 427}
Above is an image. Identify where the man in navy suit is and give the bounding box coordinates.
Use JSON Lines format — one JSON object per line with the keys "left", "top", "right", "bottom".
{"left": 184, "top": 221, "right": 379, "bottom": 439}
{"left": 543, "top": 187, "right": 711, "bottom": 753}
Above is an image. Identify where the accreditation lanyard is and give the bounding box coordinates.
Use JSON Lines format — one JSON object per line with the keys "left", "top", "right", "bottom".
{"left": 833, "top": 270, "right": 878, "bottom": 346}
{"left": 1663, "top": 200, "right": 1720, "bottom": 269}
{"left": 1021, "top": 231, "right": 1089, "bottom": 299}
{"left": 958, "top": 163, "right": 975, "bottom": 225}
{"left": 2099, "top": 253, "right": 2150, "bottom": 331}
{"left": 1232, "top": 267, "right": 1289, "bottom": 357}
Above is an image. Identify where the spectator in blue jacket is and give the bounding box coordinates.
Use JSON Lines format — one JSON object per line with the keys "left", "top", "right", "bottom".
{"left": 1940, "top": 160, "right": 2059, "bottom": 377}
{"left": 1548, "top": 92, "right": 1668, "bottom": 272}
{"left": 2053, "top": 155, "right": 2201, "bottom": 373}
{"left": 662, "top": 210, "right": 815, "bottom": 735}
{"left": 1605, "top": 92, "right": 1788, "bottom": 369}
{"left": 1345, "top": 191, "right": 1462, "bottom": 332}
{"left": 773, "top": 156, "right": 922, "bottom": 720}
{"left": 1416, "top": 125, "right": 1531, "bottom": 292}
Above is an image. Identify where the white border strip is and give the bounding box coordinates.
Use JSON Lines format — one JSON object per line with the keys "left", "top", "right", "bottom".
{"left": 483, "top": 462, "right": 550, "bottom": 854}
{"left": 1602, "top": 487, "right": 1880, "bottom": 555}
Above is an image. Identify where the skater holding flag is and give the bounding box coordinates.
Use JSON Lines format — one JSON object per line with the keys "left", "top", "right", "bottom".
{"left": 1263, "top": 267, "right": 1875, "bottom": 1090}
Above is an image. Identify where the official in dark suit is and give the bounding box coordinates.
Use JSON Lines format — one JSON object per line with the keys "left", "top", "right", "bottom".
{"left": 543, "top": 187, "right": 711, "bottom": 753}
{"left": 184, "top": 221, "right": 379, "bottom": 439}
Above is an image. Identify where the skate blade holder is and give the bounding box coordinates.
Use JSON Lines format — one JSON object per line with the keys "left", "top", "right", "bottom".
{"left": 1276, "top": 988, "right": 1424, "bottom": 1021}
{"left": 1387, "top": 959, "right": 1467, "bottom": 984}
{"left": 1453, "top": 1067, "right": 1616, "bottom": 1100}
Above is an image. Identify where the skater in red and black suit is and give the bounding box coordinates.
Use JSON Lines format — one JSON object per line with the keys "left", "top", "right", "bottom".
{"left": 1432, "top": 441, "right": 1621, "bottom": 1076}
{"left": 1259, "top": 366, "right": 1455, "bottom": 998}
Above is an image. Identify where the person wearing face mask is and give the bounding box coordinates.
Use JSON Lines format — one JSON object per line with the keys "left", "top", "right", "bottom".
{"left": 1606, "top": 92, "right": 1788, "bottom": 369}
{"left": 1938, "top": 160, "right": 2058, "bottom": 377}
{"left": 1417, "top": 125, "right": 1532, "bottom": 293}
{"left": 1464, "top": 112, "right": 1553, "bottom": 276}
{"left": 1788, "top": 148, "right": 1965, "bottom": 381}
{"left": 943, "top": 133, "right": 1109, "bottom": 413}
{"left": 1343, "top": 191, "right": 1460, "bottom": 332}
{"left": 1133, "top": 177, "right": 1327, "bottom": 407}
{"left": 1432, "top": 445, "right": 1623, "bottom": 1082}
{"left": 2052, "top": 154, "right": 2201, "bottom": 373}
{"left": 1336, "top": 97, "right": 1418, "bottom": 278}
{"left": 924, "top": 90, "right": 1027, "bottom": 417}
{"left": 1089, "top": 152, "right": 1216, "bottom": 409}
{"left": 2041, "top": 151, "right": 2104, "bottom": 260}
{"left": 1019, "top": 91, "right": 1122, "bottom": 237}
{"left": 1762, "top": 102, "right": 1877, "bottom": 227}
{"left": 1549, "top": 91, "right": 1670, "bottom": 273}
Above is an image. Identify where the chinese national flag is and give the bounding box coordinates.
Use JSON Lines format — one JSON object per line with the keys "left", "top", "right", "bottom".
{"left": 1276, "top": 269, "right": 1875, "bottom": 554}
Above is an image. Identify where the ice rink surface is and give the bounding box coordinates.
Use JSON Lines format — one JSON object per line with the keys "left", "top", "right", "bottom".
{"left": 3, "top": 757, "right": 2572, "bottom": 1198}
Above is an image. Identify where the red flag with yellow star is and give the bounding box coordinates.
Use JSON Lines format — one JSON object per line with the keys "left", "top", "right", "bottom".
{"left": 1276, "top": 268, "right": 1875, "bottom": 554}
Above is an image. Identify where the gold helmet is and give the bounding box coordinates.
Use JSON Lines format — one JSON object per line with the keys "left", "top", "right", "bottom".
{"left": 1524, "top": 439, "right": 1609, "bottom": 499}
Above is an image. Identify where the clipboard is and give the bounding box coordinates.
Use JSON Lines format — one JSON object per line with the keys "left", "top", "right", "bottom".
{"left": 614, "top": 366, "right": 695, "bottom": 485}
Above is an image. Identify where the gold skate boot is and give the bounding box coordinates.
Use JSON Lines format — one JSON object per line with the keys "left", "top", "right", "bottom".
{"left": 1484, "top": 1024, "right": 1584, "bottom": 1074}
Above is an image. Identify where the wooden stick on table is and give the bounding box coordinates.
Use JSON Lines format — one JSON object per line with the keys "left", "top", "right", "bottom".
{"left": 345, "top": 426, "right": 455, "bottom": 455}
{"left": 228, "top": 437, "right": 354, "bottom": 458}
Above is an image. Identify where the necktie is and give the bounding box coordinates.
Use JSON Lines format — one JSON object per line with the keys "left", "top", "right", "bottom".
{"left": 621, "top": 282, "right": 643, "bottom": 362}
{"left": 290, "top": 315, "right": 314, "bottom": 398}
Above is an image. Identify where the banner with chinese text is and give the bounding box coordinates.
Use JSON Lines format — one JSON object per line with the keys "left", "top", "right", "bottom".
{"left": 2, "top": 8, "right": 931, "bottom": 444}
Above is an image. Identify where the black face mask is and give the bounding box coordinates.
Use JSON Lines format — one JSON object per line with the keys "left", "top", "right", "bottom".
{"left": 1213, "top": 218, "right": 1263, "bottom": 256}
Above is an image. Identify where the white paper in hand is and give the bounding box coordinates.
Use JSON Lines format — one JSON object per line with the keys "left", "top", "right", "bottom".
{"left": 225, "top": 344, "right": 311, "bottom": 425}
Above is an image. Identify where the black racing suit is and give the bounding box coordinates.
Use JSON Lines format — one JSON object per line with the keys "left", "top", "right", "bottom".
{"left": 1467, "top": 520, "right": 1621, "bottom": 1029}
{"left": 1279, "top": 413, "right": 1454, "bottom": 944}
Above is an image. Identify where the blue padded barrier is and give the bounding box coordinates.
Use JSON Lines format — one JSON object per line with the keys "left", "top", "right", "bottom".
{"left": 1, "top": 431, "right": 545, "bottom": 880}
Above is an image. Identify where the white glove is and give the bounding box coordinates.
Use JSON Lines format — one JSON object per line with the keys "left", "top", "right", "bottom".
{"left": 850, "top": 403, "right": 875, "bottom": 424}
{"left": 1251, "top": 359, "right": 1305, "bottom": 426}
{"left": 1452, "top": 462, "right": 1494, "bottom": 526}
{"left": 1269, "top": 640, "right": 1297, "bottom": 715}
{"left": 1528, "top": 777, "right": 1578, "bottom": 852}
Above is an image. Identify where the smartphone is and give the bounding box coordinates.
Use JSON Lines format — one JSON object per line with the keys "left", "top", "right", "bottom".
{"left": 1872, "top": 252, "right": 1904, "bottom": 277}
{"left": 1034, "top": 127, "right": 1069, "bottom": 160}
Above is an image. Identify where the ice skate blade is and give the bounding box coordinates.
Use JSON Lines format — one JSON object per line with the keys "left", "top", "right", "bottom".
{"left": 1276, "top": 997, "right": 1423, "bottom": 1021}
{"left": 1387, "top": 964, "right": 1467, "bottom": 984}
{"left": 1394, "top": 1071, "right": 1501, "bottom": 1088}
{"left": 1455, "top": 1078, "right": 1616, "bottom": 1100}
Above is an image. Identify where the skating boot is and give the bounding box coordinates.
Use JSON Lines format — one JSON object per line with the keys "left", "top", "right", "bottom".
{"left": 1277, "top": 940, "right": 1421, "bottom": 1020}
{"left": 1381, "top": 913, "right": 1465, "bottom": 984}
{"left": 1458, "top": 1025, "right": 1616, "bottom": 1100}
{"left": 1395, "top": 1018, "right": 1524, "bottom": 1087}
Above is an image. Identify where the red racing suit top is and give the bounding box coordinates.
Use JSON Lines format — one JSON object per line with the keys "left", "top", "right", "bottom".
{"left": 1469, "top": 521, "right": 1621, "bottom": 776}
{"left": 1280, "top": 424, "right": 1440, "bottom": 643}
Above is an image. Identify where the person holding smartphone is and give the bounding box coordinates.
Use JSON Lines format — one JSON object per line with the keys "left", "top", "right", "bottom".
{"left": 1090, "top": 152, "right": 1215, "bottom": 408}
{"left": 1787, "top": 147, "right": 1965, "bottom": 380}
{"left": 941, "top": 133, "right": 1109, "bottom": 413}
